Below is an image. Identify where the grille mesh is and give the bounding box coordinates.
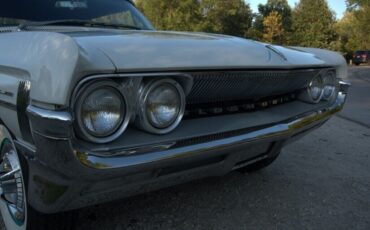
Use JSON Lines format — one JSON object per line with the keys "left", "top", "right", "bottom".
{"left": 187, "top": 69, "right": 320, "bottom": 104}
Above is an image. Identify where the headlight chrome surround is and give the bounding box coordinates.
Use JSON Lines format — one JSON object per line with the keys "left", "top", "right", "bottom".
{"left": 299, "top": 74, "right": 324, "bottom": 104}
{"left": 322, "top": 70, "right": 338, "bottom": 101}
{"left": 299, "top": 69, "right": 339, "bottom": 104}
{"left": 137, "top": 78, "right": 186, "bottom": 134}
{"left": 74, "top": 80, "right": 130, "bottom": 143}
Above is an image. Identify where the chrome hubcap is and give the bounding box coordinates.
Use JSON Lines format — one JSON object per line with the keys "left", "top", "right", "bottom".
{"left": 0, "top": 141, "right": 25, "bottom": 225}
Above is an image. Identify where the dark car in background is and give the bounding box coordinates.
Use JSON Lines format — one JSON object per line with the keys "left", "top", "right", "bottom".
{"left": 353, "top": 50, "right": 370, "bottom": 65}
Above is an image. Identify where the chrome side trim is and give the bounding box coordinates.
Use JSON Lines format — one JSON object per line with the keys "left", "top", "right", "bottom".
{"left": 75, "top": 89, "right": 347, "bottom": 170}
{"left": 0, "top": 99, "right": 16, "bottom": 111}
{"left": 13, "top": 139, "right": 36, "bottom": 159}
{"left": 266, "top": 45, "right": 288, "bottom": 61}
{"left": 0, "top": 90, "right": 13, "bottom": 97}
{"left": 27, "top": 106, "right": 72, "bottom": 123}
{"left": 17, "top": 80, "right": 33, "bottom": 143}
{"left": 27, "top": 106, "right": 72, "bottom": 140}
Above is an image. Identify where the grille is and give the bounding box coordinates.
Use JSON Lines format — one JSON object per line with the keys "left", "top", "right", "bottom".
{"left": 184, "top": 92, "right": 298, "bottom": 119}
{"left": 187, "top": 69, "right": 320, "bottom": 104}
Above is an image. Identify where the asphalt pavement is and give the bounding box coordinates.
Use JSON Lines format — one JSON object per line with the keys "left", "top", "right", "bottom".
{"left": 1, "top": 66, "right": 370, "bottom": 230}
{"left": 340, "top": 66, "right": 370, "bottom": 128}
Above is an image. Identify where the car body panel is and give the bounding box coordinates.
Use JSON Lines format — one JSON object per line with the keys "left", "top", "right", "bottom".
{"left": 0, "top": 29, "right": 347, "bottom": 109}
{"left": 72, "top": 30, "right": 326, "bottom": 71}
{"left": 0, "top": 25, "right": 350, "bottom": 214}
{"left": 0, "top": 31, "right": 116, "bottom": 107}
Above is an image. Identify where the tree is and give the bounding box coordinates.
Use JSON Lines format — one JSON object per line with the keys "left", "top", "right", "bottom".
{"left": 345, "top": 0, "right": 370, "bottom": 49}
{"left": 136, "top": 0, "right": 253, "bottom": 37}
{"left": 252, "top": 0, "right": 292, "bottom": 43}
{"left": 291, "top": 0, "right": 336, "bottom": 48}
{"left": 263, "top": 11, "right": 285, "bottom": 44}
{"left": 332, "top": 12, "right": 357, "bottom": 61}
{"left": 135, "top": 0, "right": 201, "bottom": 31}
{"left": 347, "top": 0, "right": 369, "bottom": 8}
{"left": 258, "top": 0, "right": 292, "bottom": 32}
{"left": 198, "top": 0, "right": 253, "bottom": 37}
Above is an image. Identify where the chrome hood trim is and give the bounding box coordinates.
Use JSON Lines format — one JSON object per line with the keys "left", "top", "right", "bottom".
{"left": 71, "top": 30, "right": 327, "bottom": 72}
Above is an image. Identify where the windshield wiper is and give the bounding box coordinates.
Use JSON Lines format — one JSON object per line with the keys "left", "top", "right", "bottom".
{"left": 18, "top": 19, "right": 142, "bottom": 30}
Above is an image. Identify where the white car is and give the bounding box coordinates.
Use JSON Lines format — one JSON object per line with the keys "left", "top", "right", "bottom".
{"left": 0, "top": 0, "right": 350, "bottom": 229}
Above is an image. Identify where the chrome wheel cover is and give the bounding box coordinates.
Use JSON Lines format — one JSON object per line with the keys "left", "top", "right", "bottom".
{"left": 0, "top": 126, "right": 27, "bottom": 230}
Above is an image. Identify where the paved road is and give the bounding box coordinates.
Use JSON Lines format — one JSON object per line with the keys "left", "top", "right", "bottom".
{"left": 340, "top": 66, "right": 370, "bottom": 128}
{"left": 1, "top": 67, "right": 370, "bottom": 230}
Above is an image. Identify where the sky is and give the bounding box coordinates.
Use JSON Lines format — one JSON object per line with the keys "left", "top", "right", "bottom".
{"left": 247, "top": 0, "right": 347, "bottom": 19}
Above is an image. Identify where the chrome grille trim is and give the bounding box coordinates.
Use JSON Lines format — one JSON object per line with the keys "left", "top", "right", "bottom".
{"left": 184, "top": 92, "right": 298, "bottom": 119}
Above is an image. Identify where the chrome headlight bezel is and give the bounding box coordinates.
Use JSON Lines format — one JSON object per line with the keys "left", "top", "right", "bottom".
{"left": 74, "top": 80, "right": 130, "bottom": 144}
{"left": 299, "top": 69, "right": 340, "bottom": 104}
{"left": 299, "top": 74, "right": 324, "bottom": 104}
{"left": 137, "top": 78, "right": 186, "bottom": 134}
{"left": 322, "top": 70, "right": 338, "bottom": 101}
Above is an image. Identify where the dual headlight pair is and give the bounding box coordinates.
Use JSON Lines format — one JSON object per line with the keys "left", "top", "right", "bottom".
{"left": 299, "top": 70, "right": 338, "bottom": 104}
{"left": 74, "top": 79, "right": 186, "bottom": 143}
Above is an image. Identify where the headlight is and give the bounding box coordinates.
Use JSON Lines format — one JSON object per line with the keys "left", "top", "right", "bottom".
{"left": 299, "top": 75, "right": 324, "bottom": 104}
{"left": 137, "top": 79, "right": 185, "bottom": 134}
{"left": 75, "top": 81, "right": 130, "bottom": 143}
{"left": 322, "top": 71, "right": 337, "bottom": 101}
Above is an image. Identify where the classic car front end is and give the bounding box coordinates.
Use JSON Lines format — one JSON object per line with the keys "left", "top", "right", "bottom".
{"left": 0, "top": 0, "right": 350, "bottom": 229}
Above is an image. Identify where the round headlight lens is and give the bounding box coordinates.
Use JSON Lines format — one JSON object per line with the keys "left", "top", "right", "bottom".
{"left": 299, "top": 75, "right": 324, "bottom": 104}
{"left": 309, "top": 76, "right": 324, "bottom": 102}
{"left": 146, "top": 83, "right": 181, "bottom": 129}
{"left": 137, "top": 79, "right": 186, "bottom": 134}
{"left": 322, "top": 72, "right": 337, "bottom": 101}
{"left": 81, "top": 87, "right": 125, "bottom": 137}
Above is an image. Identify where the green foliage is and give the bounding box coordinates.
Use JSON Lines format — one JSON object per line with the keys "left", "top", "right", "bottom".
{"left": 258, "top": 0, "right": 292, "bottom": 32}
{"left": 290, "top": 0, "right": 336, "bottom": 49}
{"left": 347, "top": 0, "right": 369, "bottom": 8}
{"left": 344, "top": 0, "right": 370, "bottom": 50}
{"left": 136, "top": 0, "right": 252, "bottom": 37}
{"left": 134, "top": 0, "right": 369, "bottom": 54}
{"left": 252, "top": 0, "right": 292, "bottom": 43}
{"left": 136, "top": 0, "right": 201, "bottom": 31}
{"left": 263, "top": 11, "right": 285, "bottom": 44}
{"left": 198, "top": 0, "right": 252, "bottom": 37}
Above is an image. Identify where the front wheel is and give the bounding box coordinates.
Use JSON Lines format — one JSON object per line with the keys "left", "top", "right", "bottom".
{"left": 0, "top": 138, "right": 28, "bottom": 230}
{"left": 0, "top": 127, "right": 77, "bottom": 230}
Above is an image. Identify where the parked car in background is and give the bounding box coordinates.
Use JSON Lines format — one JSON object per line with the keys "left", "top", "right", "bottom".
{"left": 353, "top": 50, "right": 370, "bottom": 65}
{"left": 0, "top": 0, "right": 350, "bottom": 229}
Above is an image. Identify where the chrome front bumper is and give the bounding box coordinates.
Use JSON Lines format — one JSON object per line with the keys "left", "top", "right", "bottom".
{"left": 17, "top": 81, "right": 349, "bottom": 213}
{"left": 75, "top": 92, "right": 347, "bottom": 170}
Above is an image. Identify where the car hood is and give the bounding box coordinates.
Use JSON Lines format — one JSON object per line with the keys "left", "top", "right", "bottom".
{"left": 71, "top": 30, "right": 327, "bottom": 72}
{"left": 0, "top": 29, "right": 346, "bottom": 106}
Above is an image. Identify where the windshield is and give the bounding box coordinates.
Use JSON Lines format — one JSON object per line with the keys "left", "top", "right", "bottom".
{"left": 0, "top": 0, "right": 154, "bottom": 30}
